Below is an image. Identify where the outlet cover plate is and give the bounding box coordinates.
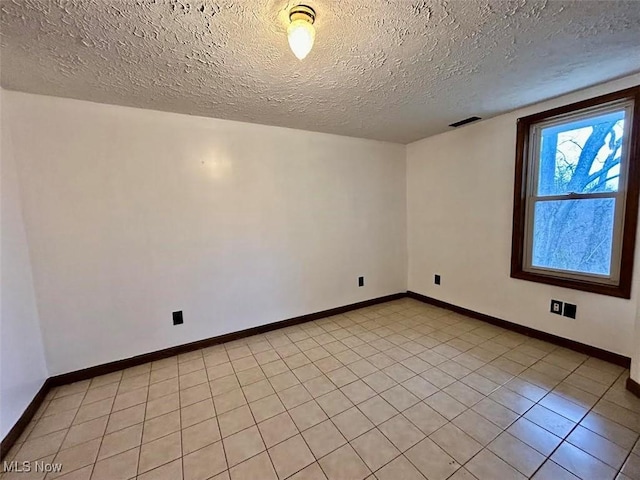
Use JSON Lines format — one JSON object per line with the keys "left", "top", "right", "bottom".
{"left": 563, "top": 303, "right": 577, "bottom": 319}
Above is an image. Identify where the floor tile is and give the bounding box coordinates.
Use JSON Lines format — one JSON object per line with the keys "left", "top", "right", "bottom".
{"left": 504, "top": 377, "right": 547, "bottom": 402}
{"left": 258, "top": 412, "right": 299, "bottom": 448}
{"left": 551, "top": 382, "right": 597, "bottom": 410}
{"left": 466, "top": 449, "right": 526, "bottom": 480}
{"left": 362, "top": 371, "right": 397, "bottom": 393}
{"left": 405, "top": 438, "right": 461, "bottom": 480}
{"left": 452, "top": 409, "right": 501, "bottom": 446}
{"left": 223, "top": 425, "right": 265, "bottom": 467}
{"left": 539, "top": 392, "right": 588, "bottom": 423}
{"left": 380, "top": 385, "right": 420, "bottom": 411}
{"left": 506, "top": 417, "right": 561, "bottom": 456}
{"left": 621, "top": 452, "right": 640, "bottom": 478}
{"left": 90, "top": 446, "right": 139, "bottom": 480}
{"left": 52, "top": 438, "right": 101, "bottom": 478}
{"left": 182, "top": 417, "right": 221, "bottom": 455}
{"left": 340, "top": 380, "right": 376, "bottom": 405}
{"left": 112, "top": 388, "right": 146, "bottom": 413}
{"left": 138, "top": 431, "right": 182, "bottom": 473}
{"left": 579, "top": 411, "right": 638, "bottom": 449}
{"left": 487, "top": 431, "right": 545, "bottom": 477}
{"left": 279, "top": 384, "right": 313, "bottom": 410}
{"left": 383, "top": 364, "right": 416, "bottom": 383}
{"left": 489, "top": 387, "right": 534, "bottom": 415}
{"left": 531, "top": 460, "right": 580, "bottom": 480}
{"left": 218, "top": 405, "right": 255, "bottom": 437}
{"left": 430, "top": 422, "right": 482, "bottom": 464}
{"left": 375, "top": 415, "right": 424, "bottom": 453}
{"left": 524, "top": 405, "right": 576, "bottom": 438}
{"left": 593, "top": 398, "right": 640, "bottom": 432}
{"left": 358, "top": 395, "right": 397, "bottom": 425}
{"left": 13, "top": 430, "right": 66, "bottom": 462}
{"left": 294, "top": 364, "right": 323, "bottom": 383}
{"left": 242, "top": 379, "right": 275, "bottom": 403}
{"left": 401, "top": 376, "right": 438, "bottom": 399}
{"left": 214, "top": 388, "right": 247, "bottom": 414}
{"left": 142, "top": 410, "right": 180, "bottom": 443}
{"left": 98, "top": 422, "right": 143, "bottom": 460}
{"left": 181, "top": 383, "right": 212, "bottom": 407}
{"left": 229, "top": 452, "right": 277, "bottom": 480}
{"left": 472, "top": 398, "right": 519, "bottom": 429}
{"left": 319, "top": 444, "right": 371, "bottom": 480}
{"left": 403, "top": 402, "right": 448, "bottom": 435}
{"left": 316, "top": 390, "right": 353, "bottom": 417}
{"left": 270, "top": 371, "right": 301, "bottom": 393}
{"left": 289, "top": 462, "right": 327, "bottom": 480}
{"left": 105, "top": 404, "right": 145, "bottom": 434}
{"left": 374, "top": 455, "right": 427, "bottom": 480}
{"left": 249, "top": 394, "right": 285, "bottom": 423}
{"left": 425, "top": 391, "right": 467, "bottom": 420}
{"left": 351, "top": 428, "right": 400, "bottom": 471}
{"left": 460, "top": 372, "right": 499, "bottom": 396}
{"left": 443, "top": 382, "right": 485, "bottom": 407}
{"left": 304, "top": 376, "right": 336, "bottom": 398}
{"left": 269, "top": 434, "right": 315, "bottom": 479}
{"left": 326, "top": 367, "right": 359, "bottom": 389}
{"left": 289, "top": 400, "right": 328, "bottom": 431}
{"left": 61, "top": 415, "right": 108, "bottom": 449}
{"left": 53, "top": 465, "right": 95, "bottom": 480}
{"left": 551, "top": 441, "right": 616, "bottom": 480}
{"left": 566, "top": 425, "right": 628, "bottom": 469}
{"left": 30, "top": 410, "right": 76, "bottom": 439}
{"left": 332, "top": 406, "right": 374, "bottom": 441}
{"left": 150, "top": 367, "right": 178, "bottom": 388}
{"left": 302, "top": 419, "right": 346, "bottom": 458}
{"left": 146, "top": 392, "right": 180, "bottom": 418}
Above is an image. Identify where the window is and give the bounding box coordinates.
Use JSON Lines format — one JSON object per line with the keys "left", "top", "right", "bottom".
{"left": 511, "top": 86, "right": 640, "bottom": 298}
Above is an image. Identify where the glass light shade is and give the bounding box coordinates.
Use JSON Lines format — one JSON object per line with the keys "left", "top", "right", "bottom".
{"left": 287, "top": 19, "right": 315, "bottom": 60}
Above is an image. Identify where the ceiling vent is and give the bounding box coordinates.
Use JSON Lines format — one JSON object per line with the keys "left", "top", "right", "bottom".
{"left": 449, "top": 116, "right": 481, "bottom": 128}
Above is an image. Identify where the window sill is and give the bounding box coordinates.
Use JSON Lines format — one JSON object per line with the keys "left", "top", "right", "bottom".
{"left": 510, "top": 268, "right": 631, "bottom": 299}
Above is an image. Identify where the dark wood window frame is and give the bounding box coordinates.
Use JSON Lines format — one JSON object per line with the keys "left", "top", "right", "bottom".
{"left": 511, "top": 86, "right": 640, "bottom": 299}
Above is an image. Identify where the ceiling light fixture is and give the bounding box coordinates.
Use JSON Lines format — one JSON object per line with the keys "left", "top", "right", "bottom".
{"left": 287, "top": 5, "right": 316, "bottom": 60}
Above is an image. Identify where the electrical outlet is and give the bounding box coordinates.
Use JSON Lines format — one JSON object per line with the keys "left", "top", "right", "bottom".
{"left": 550, "top": 300, "right": 563, "bottom": 315}
{"left": 434, "top": 274, "right": 441, "bottom": 285}
{"left": 358, "top": 276, "right": 364, "bottom": 287}
{"left": 172, "top": 311, "right": 184, "bottom": 325}
{"left": 563, "top": 303, "right": 577, "bottom": 319}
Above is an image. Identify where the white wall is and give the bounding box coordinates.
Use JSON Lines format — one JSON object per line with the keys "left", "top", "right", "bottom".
{"left": 0, "top": 91, "right": 49, "bottom": 438}
{"left": 407, "top": 73, "right": 640, "bottom": 358}
{"left": 2, "top": 91, "right": 407, "bottom": 376}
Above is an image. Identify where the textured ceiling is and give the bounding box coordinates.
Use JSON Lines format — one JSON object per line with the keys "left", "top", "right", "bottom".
{"left": 1, "top": 1, "right": 640, "bottom": 144}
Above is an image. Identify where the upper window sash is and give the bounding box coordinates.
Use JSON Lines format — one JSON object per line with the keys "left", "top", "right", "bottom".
{"left": 527, "top": 100, "right": 634, "bottom": 200}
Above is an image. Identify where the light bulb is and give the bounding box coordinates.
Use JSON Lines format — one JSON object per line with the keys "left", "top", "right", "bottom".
{"left": 287, "top": 18, "right": 315, "bottom": 60}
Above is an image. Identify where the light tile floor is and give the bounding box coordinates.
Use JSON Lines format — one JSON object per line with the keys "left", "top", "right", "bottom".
{"left": 4, "top": 298, "right": 640, "bottom": 480}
